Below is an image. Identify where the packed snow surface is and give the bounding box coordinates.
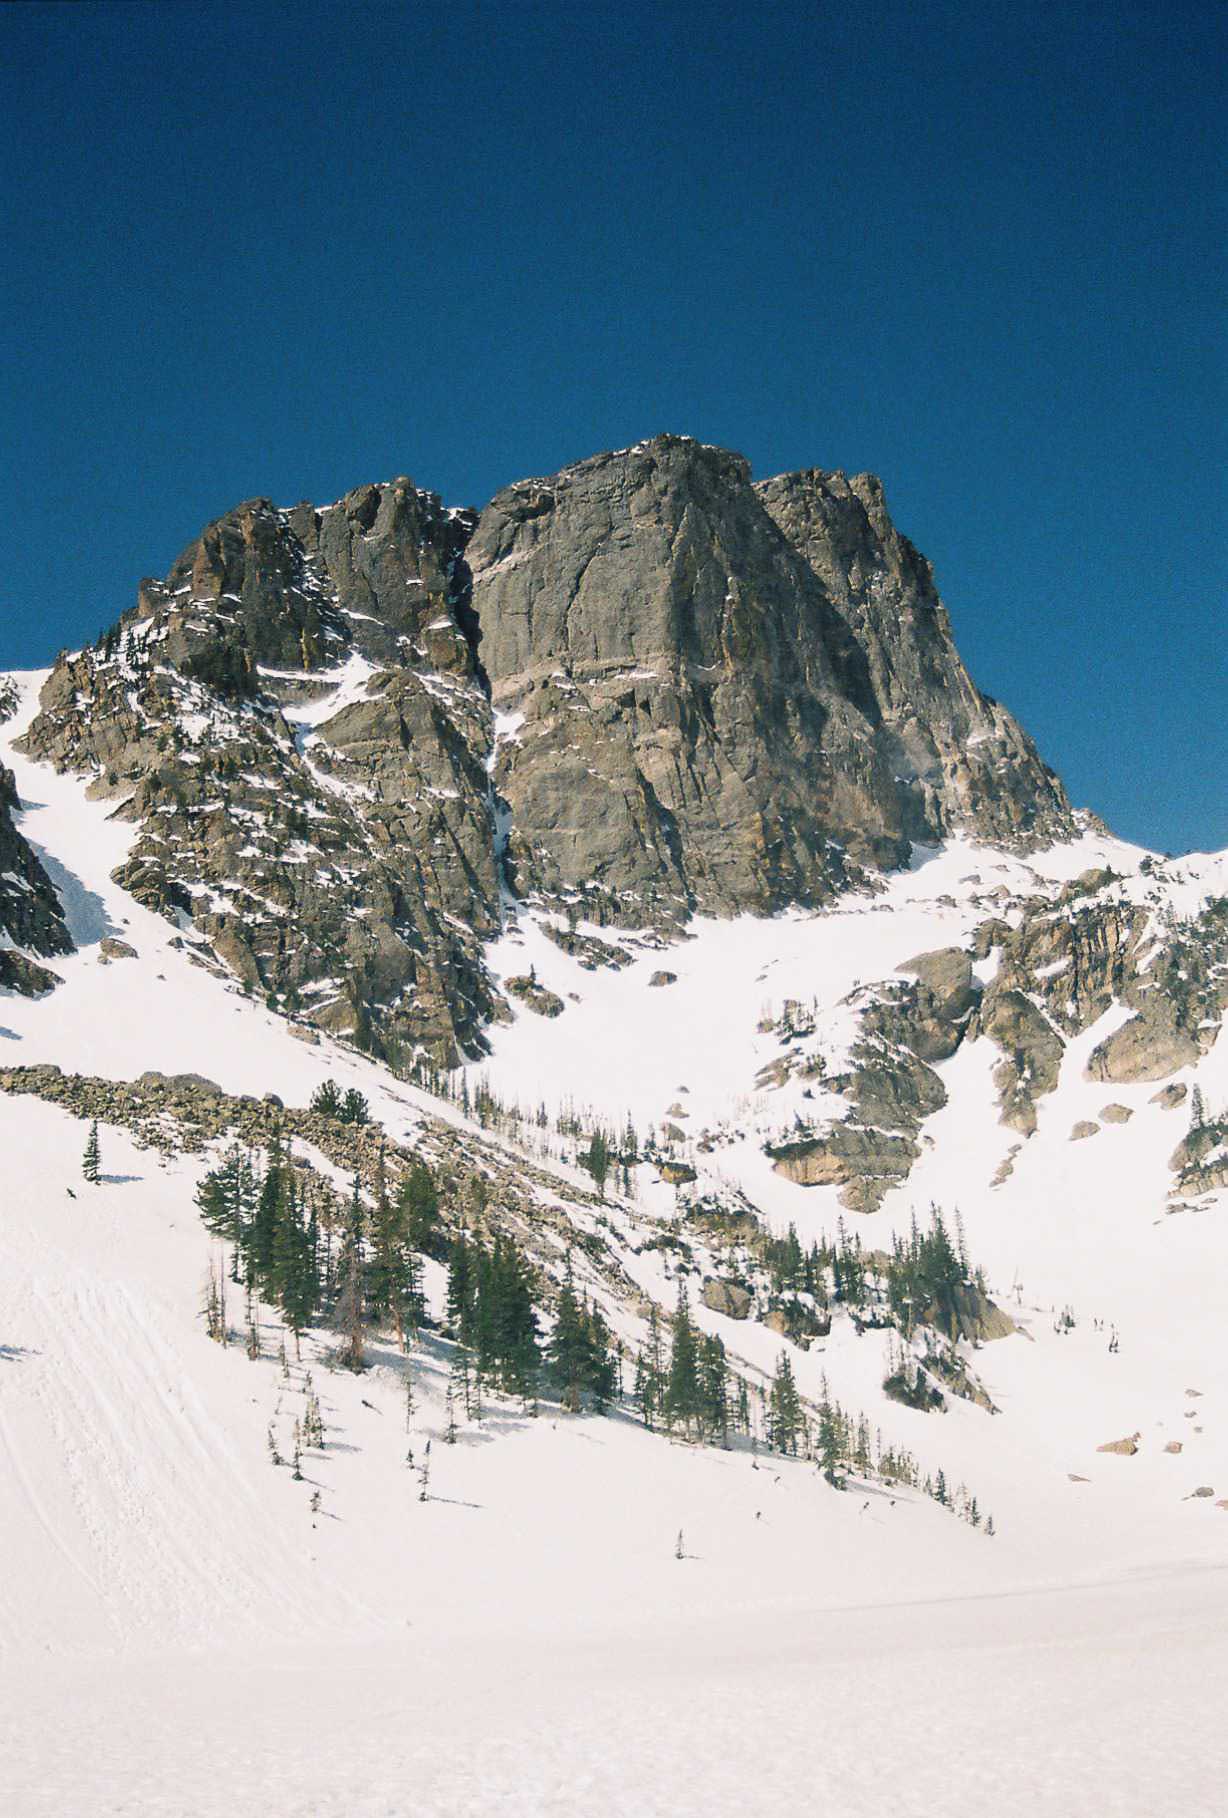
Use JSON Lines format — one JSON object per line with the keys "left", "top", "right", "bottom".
{"left": 2, "top": 670, "right": 1227, "bottom": 1815}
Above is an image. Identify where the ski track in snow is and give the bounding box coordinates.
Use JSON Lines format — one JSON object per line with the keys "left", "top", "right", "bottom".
{"left": 2, "top": 668, "right": 1227, "bottom": 1816}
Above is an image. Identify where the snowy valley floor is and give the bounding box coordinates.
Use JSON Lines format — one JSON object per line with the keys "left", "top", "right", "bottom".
{"left": 5, "top": 1570, "right": 1228, "bottom": 1817}
{"left": 3, "top": 668, "right": 1228, "bottom": 1815}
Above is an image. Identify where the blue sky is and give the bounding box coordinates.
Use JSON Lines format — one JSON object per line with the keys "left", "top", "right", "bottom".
{"left": 2, "top": 0, "right": 1224, "bottom": 853}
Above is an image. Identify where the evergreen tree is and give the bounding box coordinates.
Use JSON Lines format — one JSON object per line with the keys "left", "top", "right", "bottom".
{"left": 309, "top": 1079, "right": 344, "bottom": 1120}
{"left": 334, "top": 1174, "right": 367, "bottom": 1371}
{"left": 581, "top": 1128, "right": 611, "bottom": 1197}
{"left": 665, "top": 1281, "right": 703, "bottom": 1437}
{"left": 768, "top": 1351, "right": 803, "bottom": 1454}
{"left": 341, "top": 1088, "right": 370, "bottom": 1126}
{"left": 547, "top": 1259, "right": 614, "bottom": 1412}
{"left": 82, "top": 1122, "right": 101, "bottom": 1185}
{"left": 399, "top": 1160, "right": 443, "bottom": 1257}
{"left": 700, "top": 1333, "right": 730, "bottom": 1446}
{"left": 549, "top": 1262, "right": 589, "bottom": 1413}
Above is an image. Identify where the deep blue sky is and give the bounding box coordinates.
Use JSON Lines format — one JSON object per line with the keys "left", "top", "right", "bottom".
{"left": 2, "top": 1, "right": 1224, "bottom": 853}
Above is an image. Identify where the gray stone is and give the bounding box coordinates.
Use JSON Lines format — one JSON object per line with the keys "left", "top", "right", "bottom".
{"left": 701, "top": 1279, "right": 752, "bottom": 1320}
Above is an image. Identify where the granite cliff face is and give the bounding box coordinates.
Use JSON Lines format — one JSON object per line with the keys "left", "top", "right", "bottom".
{"left": 473, "top": 439, "right": 1075, "bottom": 924}
{"left": 756, "top": 468, "right": 1072, "bottom": 848}
{"left": 17, "top": 435, "right": 1081, "bottom": 1060}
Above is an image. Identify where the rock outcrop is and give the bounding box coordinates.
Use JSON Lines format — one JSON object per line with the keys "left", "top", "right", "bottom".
{"left": 18, "top": 483, "right": 499, "bottom": 1062}
{"left": 472, "top": 438, "right": 1075, "bottom": 925}
{"left": 756, "top": 468, "right": 1074, "bottom": 848}
{"left": 11, "top": 435, "right": 1105, "bottom": 1060}
{"left": 0, "top": 760, "right": 73, "bottom": 994}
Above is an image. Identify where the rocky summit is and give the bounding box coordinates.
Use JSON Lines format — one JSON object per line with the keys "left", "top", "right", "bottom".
{"left": 17, "top": 434, "right": 1080, "bottom": 1060}
{"left": 2, "top": 436, "right": 1227, "bottom": 1818}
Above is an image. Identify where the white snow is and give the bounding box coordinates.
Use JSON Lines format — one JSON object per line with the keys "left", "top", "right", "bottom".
{"left": 2, "top": 678, "right": 1227, "bottom": 1816}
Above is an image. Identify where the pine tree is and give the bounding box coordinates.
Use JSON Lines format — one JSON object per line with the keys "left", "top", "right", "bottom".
{"left": 399, "top": 1160, "right": 442, "bottom": 1257}
{"left": 768, "top": 1351, "right": 803, "bottom": 1455}
{"left": 335, "top": 1174, "right": 366, "bottom": 1371}
{"left": 82, "top": 1121, "right": 101, "bottom": 1185}
{"left": 309, "top": 1079, "right": 344, "bottom": 1120}
{"left": 700, "top": 1333, "right": 730, "bottom": 1446}
{"left": 548, "top": 1262, "right": 588, "bottom": 1412}
{"left": 665, "top": 1281, "right": 703, "bottom": 1437}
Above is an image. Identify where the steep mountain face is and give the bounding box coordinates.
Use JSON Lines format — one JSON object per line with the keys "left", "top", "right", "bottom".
{"left": 472, "top": 438, "right": 1074, "bottom": 924}
{"left": 0, "top": 677, "right": 73, "bottom": 993}
{"left": 472, "top": 437, "right": 910, "bottom": 920}
{"left": 17, "top": 434, "right": 1079, "bottom": 1059}
{"left": 0, "top": 763, "right": 73, "bottom": 993}
{"left": 19, "top": 484, "right": 500, "bottom": 1061}
{"left": 756, "top": 468, "right": 1073, "bottom": 847}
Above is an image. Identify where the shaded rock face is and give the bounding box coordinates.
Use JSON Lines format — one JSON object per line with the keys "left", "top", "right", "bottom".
{"left": 0, "top": 762, "right": 73, "bottom": 993}
{"left": 756, "top": 469, "right": 1074, "bottom": 849}
{"left": 19, "top": 482, "right": 499, "bottom": 1063}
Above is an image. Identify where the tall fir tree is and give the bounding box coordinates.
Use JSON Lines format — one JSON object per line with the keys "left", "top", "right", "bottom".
{"left": 82, "top": 1121, "right": 101, "bottom": 1185}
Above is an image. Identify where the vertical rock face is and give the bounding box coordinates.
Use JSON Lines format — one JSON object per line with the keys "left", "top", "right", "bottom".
{"left": 470, "top": 436, "right": 913, "bottom": 922}
{"left": 0, "top": 761, "right": 73, "bottom": 993}
{"left": 16, "top": 435, "right": 1084, "bottom": 1057}
{"left": 470, "top": 438, "right": 1075, "bottom": 925}
{"left": 756, "top": 469, "right": 1073, "bottom": 847}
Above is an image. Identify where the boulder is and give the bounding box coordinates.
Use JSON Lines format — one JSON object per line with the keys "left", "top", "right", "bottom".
{"left": 1099, "top": 1102, "right": 1133, "bottom": 1124}
{"left": 896, "top": 947, "right": 977, "bottom": 1019}
{"left": 99, "top": 936, "right": 138, "bottom": 960}
{"left": 1086, "top": 1003, "right": 1200, "bottom": 1085}
{"left": 701, "top": 1280, "right": 752, "bottom": 1320}
{"left": 973, "top": 917, "right": 1012, "bottom": 957}
{"left": 1097, "top": 1434, "right": 1140, "bottom": 1456}
{"left": 1151, "top": 1082, "right": 1188, "bottom": 1110}
{"left": 505, "top": 975, "right": 565, "bottom": 1018}
{"left": 658, "top": 1160, "right": 697, "bottom": 1186}
{"left": 1070, "top": 1120, "right": 1099, "bottom": 1141}
{"left": 648, "top": 969, "right": 677, "bottom": 987}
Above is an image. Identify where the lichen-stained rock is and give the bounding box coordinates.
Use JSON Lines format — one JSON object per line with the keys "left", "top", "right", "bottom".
{"left": 756, "top": 467, "right": 1075, "bottom": 850}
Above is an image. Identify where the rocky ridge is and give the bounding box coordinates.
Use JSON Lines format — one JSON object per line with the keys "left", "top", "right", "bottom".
{"left": 17, "top": 435, "right": 1082, "bottom": 1060}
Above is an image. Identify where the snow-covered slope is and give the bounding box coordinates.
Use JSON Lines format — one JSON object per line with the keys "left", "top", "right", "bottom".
{"left": 2, "top": 668, "right": 1227, "bottom": 1817}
